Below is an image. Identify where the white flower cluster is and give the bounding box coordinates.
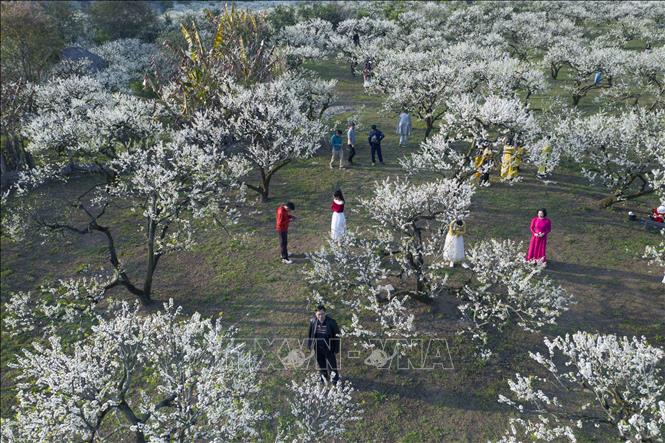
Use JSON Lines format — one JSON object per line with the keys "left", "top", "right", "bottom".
{"left": 305, "top": 232, "right": 416, "bottom": 345}
{"left": 557, "top": 107, "right": 665, "bottom": 203}
{"left": 497, "top": 332, "right": 665, "bottom": 442}
{"left": 49, "top": 39, "right": 162, "bottom": 91}
{"left": 399, "top": 133, "right": 472, "bottom": 181}
{"left": 217, "top": 77, "right": 325, "bottom": 199}
{"left": 459, "top": 239, "right": 574, "bottom": 359}
{"left": 4, "top": 73, "right": 251, "bottom": 305}
{"left": 2, "top": 300, "right": 265, "bottom": 442}
{"left": 4, "top": 273, "right": 112, "bottom": 338}
{"left": 279, "top": 372, "right": 363, "bottom": 442}
{"left": 305, "top": 177, "right": 473, "bottom": 347}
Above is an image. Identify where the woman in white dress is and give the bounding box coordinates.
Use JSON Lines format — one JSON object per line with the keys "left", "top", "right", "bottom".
{"left": 443, "top": 218, "right": 465, "bottom": 267}
{"left": 331, "top": 190, "right": 347, "bottom": 240}
{"left": 396, "top": 111, "right": 412, "bottom": 147}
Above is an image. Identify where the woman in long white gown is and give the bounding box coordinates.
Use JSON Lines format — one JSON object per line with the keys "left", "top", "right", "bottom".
{"left": 331, "top": 190, "right": 346, "bottom": 240}
{"left": 396, "top": 111, "right": 412, "bottom": 147}
{"left": 443, "top": 218, "right": 465, "bottom": 267}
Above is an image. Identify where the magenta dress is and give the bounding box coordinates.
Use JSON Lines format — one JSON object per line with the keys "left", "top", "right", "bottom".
{"left": 526, "top": 217, "right": 551, "bottom": 262}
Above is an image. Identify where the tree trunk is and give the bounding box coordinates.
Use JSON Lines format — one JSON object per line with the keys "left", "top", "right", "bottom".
{"left": 424, "top": 117, "right": 434, "bottom": 139}
{"left": 572, "top": 94, "right": 582, "bottom": 106}
{"left": 598, "top": 188, "right": 653, "bottom": 208}
{"left": 550, "top": 65, "right": 560, "bottom": 80}
{"left": 598, "top": 194, "right": 619, "bottom": 208}
{"left": 259, "top": 169, "right": 270, "bottom": 202}
{"left": 143, "top": 215, "right": 157, "bottom": 303}
{"left": 117, "top": 401, "right": 147, "bottom": 443}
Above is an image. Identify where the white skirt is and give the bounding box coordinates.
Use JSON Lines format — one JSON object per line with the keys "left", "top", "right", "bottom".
{"left": 331, "top": 211, "right": 346, "bottom": 240}
{"left": 443, "top": 234, "right": 464, "bottom": 262}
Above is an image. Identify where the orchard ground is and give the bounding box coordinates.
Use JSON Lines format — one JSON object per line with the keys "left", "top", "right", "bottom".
{"left": 1, "top": 59, "right": 663, "bottom": 442}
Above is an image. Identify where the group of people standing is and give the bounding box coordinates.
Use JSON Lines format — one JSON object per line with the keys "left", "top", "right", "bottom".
{"left": 329, "top": 111, "right": 413, "bottom": 169}
{"left": 330, "top": 122, "right": 387, "bottom": 167}
{"left": 473, "top": 135, "right": 553, "bottom": 186}
{"left": 276, "top": 195, "right": 552, "bottom": 267}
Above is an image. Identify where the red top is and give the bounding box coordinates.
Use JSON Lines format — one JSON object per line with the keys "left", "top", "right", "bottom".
{"left": 276, "top": 206, "right": 293, "bottom": 232}
{"left": 652, "top": 208, "right": 665, "bottom": 223}
{"left": 529, "top": 217, "right": 551, "bottom": 236}
{"left": 331, "top": 201, "right": 344, "bottom": 213}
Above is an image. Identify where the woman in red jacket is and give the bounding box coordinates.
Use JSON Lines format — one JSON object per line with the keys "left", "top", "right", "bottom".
{"left": 276, "top": 202, "right": 296, "bottom": 264}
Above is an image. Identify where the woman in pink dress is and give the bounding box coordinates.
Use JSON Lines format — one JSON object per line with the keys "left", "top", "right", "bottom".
{"left": 526, "top": 208, "right": 551, "bottom": 263}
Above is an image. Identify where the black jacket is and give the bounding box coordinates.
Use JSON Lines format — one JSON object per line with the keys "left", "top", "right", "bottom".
{"left": 368, "top": 129, "right": 384, "bottom": 146}
{"left": 307, "top": 316, "right": 341, "bottom": 354}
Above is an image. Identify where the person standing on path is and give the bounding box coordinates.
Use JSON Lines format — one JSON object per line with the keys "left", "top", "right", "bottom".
{"left": 537, "top": 136, "right": 553, "bottom": 178}
{"left": 307, "top": 304, "right": 341, "bottom": 384}
{"left": 347, "top": 122, "right": 357, "bottom": 165}
{"left": 474, "top": 142, "right": 493, "bottom": 187}
{"left": 368, "top": 124, "right": 385, "bottom": 166}
{"left": 443, "top": 218, "right": 466, "bottom": 267}
{"left": 330, "top": 189, "right": 346, "bottom": 241}
{"left": 526, "top": 208, "right": 552, "bottom": 264}
{"left": 330, "top": 129, "right": 344, "bottom": 169}
{"left": 276, "top": 202, "right": 296, "bottom": 264}
{"left": 396, "top": 111, "right": 412, "bottom": 147}
{"left": 500, "top": 137, "right": 516, "bottom": 180}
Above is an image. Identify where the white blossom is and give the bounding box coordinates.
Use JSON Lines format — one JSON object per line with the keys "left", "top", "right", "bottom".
{"left": 497, "top": 332, "right": 665, "bottom": 442}
{"left": 2, "top": 301, "right": 265, "bottom": 442}
{"left": 556, "top": 107, "right": 665, "bottom": 206}
{"left": 279, "top": 372, "right": 363, "bottom": 442}
{"left": 459, "top": 239, "right": 574, "bottom": 359}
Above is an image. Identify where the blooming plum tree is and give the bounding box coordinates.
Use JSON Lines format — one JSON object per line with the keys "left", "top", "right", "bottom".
{"left": 497, "top": 332, "right": 665, "bottom": 442}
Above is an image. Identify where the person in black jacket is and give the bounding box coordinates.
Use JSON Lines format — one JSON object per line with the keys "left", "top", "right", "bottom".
{"left": 307, "top": 304, "right": 341, "bottom": 384}
{"left": 368, "top": 124, "right": 385, "bottom": 166}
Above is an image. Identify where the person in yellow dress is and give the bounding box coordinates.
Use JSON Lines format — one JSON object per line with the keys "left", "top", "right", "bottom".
{"left": 513, "top": 136, "right": 526, "bottom": 173}
{"left": 500, "top": 137, "right": 516, "bottom": 180}
{"left": 474, "top": 142, "right": 493, "bottom": 186}
{"left": 537, "top": 137, "right": 553, "bottom": 178}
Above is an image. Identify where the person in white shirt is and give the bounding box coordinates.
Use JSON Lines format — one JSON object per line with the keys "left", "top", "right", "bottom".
{"left": 347, "top": 122, "right": 356, "bottom": 165}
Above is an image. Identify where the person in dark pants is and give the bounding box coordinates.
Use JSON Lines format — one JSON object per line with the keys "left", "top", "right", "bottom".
{"left": 347, "top": 121, "right": 356, "bottom": 165}
{"left": 368, "top": 124, "right": 385, "bottom": 166}
{"left": 307, "top": 304, "right": 341, "bottom": 384}
{"left": 276, "top": 202, "right": 295, "bottom": 264}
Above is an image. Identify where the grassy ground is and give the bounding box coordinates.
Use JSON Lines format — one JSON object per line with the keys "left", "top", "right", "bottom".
{"left": 1, "top": 59, "right": 663, "bottom": 442}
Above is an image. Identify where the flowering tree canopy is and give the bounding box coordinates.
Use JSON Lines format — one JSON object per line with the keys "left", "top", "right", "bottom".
{"left": 557, "top": 107, "right": 665, "bottom": 207}
{"left": 370, "top": 46, "right": 488, "bottom": 138}
{"left": 218, "top": 77, "right": 325, "bottom": 201}
{"left": 3, "top": 75, "right": 248, "bottom": 305}
{"left": 459, "top": 239, "right": 574, "bottom": 359}
{"left": 279, "top": 372, "right": 364, "bottom": 442}
{"left": 1, "top": 301, "right": 265, "bottom": 442}
{"left": 497, "top": 332, "right": 665, "bottom": 442}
